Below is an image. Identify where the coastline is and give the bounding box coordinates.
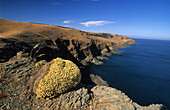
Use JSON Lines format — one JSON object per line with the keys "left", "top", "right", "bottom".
{"left": 0, "top": 19, "right": 168, "bottom": 109}
{"left": 0, "top": 47, "right": 168, "bottom": 110}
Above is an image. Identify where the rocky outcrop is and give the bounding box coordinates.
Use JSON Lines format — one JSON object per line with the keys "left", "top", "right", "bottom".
{"left": 89, "top": 86, "right": 167, "bottom": 110}
{"left": 0, "top": 54, "right": 168, "bottom": 110}
{"left": 1, "top": 19, "right": 167, "bottom": 110}
{"left": 0, "top": 55, "right": 90, "bottom": 109}
{"left": 89, "top": 74, "right": 109, "bottom": 86}
{"left": 0, "top": 18, "right": 136, "bottom": 66}
{"left": 0, "top": 38, "right": 20, "bottom": 62}
{"left": 33, "top": 87, "right": 91, "bottom": 109}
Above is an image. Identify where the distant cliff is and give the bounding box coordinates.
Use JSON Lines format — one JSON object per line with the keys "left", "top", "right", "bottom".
{"left": 1, "top": 19, "right": 166, "bottom": 110}
{"left": 0, "top": 18, "right": 135, "bottom": 65}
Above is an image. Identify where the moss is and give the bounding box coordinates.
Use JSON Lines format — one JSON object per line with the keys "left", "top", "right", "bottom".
{"left": 36, "top": 58, "right": 81, "bottom": 99}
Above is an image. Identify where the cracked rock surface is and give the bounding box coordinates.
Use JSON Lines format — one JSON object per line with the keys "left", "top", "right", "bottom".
{"left": 0, "top": 55, "right": 167, "bottom": 109}
{"left": 89, "top": 86, "right": 167, "bottom": 110}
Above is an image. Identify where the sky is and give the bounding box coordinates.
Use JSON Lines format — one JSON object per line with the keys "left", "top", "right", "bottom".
{"left": 0, "top": 0, "right": 170, "bottom": 40}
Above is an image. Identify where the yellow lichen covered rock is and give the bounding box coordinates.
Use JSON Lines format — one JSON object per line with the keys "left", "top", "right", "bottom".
{"left": 36, "top": 58, "right": 81, "bottom": 99}
{"left": 35, "top": 60, "right": 46, "bottom": 68}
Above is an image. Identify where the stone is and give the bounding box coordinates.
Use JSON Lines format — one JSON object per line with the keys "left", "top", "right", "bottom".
{"left": 89, "top": 86, "right": 167, "bottom": 110}
{"left": 90, "top": 74, "right": 109, "bottom": 86}
{"left": 96, "top": 56, "right": 109, "bottom": 60}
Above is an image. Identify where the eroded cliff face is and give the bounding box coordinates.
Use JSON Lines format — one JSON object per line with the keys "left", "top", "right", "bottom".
{"left": 0, "top": 54, "right": 167, "bottom": 110}
{"left": 0, "top": 18, "right": 136, "bottom": 65}
{"left": 2, "top": 19, "right": 165, "bottom": 110}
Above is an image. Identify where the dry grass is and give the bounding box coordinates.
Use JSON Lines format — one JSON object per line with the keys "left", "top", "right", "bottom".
{"left": 29, "top": 43, "right": 40, "bottom": 60}
{"left": 0, "top": 18, "right": 132, "bottom": 44}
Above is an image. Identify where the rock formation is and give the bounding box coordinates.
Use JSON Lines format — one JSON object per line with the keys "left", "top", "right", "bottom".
{"left": 0, "top": 56, "right": 167, "bottom": 109}
{"left": 0, "top": 18, "right": 136, "bottom": 65}
{"left": 90, "top": 86, "right": 167, "bottom": 110}
{"left": 0, "top": 19, "right": 167, "bottom": 110}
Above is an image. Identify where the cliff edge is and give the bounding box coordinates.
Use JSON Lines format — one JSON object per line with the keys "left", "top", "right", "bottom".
{"left": 0, "top": 19, "right": 167, "bottom": 110}
{"left": 0, "top": 18, "right": 135, "bottom": 65}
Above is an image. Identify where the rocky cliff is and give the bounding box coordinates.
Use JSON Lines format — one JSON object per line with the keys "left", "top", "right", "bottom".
{"left": 0, "top": 18, "right": 135, "bottom": 65}
{"left": 0, "top": 55, "right": 167, "bottom": 110}
{"left": 0, "top": 19, "right": 167, "bottom": 110}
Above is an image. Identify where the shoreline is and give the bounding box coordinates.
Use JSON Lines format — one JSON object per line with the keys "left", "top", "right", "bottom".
{"left": 0, "top": 19, "right": 168, "bottom": 109}
{"left": 0, "top": 52, "right": 167, "bottom": 109}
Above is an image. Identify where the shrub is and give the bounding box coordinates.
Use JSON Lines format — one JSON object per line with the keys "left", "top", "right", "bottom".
{"left": 36, "top": 58, "right": 81, "bottom": 99}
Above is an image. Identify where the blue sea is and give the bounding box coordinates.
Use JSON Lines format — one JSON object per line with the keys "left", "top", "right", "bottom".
{"left": 88, "top": 38, "right": 170, "bottom": 109}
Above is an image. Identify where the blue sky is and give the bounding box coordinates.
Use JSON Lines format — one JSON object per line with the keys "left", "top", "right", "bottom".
{"left": 1, "top": 0, "right": 170, "bottom": 40}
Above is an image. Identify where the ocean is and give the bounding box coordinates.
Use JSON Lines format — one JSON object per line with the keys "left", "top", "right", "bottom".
{"left": 88, "top": 38, "right": 170, "bottom": 109}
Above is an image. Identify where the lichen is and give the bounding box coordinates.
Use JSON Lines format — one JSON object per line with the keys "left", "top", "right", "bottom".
{"left": 35, "top": 61, "right": 44, "bottom": 68}
{"left": 36, "top": 58, "right": 81, "bottom": 99}
{"left": 35, "top": 60, "right": 47, "bottom": 68}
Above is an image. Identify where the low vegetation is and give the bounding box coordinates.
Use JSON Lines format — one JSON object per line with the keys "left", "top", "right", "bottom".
{"left": 36, "top": 58, "right": 81, "bottom": 99}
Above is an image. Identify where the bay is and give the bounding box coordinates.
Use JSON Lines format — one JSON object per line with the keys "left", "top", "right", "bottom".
{"left": 88, "top": 38, "right": 170, "bottom": 109}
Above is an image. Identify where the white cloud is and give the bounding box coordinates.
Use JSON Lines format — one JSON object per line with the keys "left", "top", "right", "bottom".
{"left": 63, "top": 20, "right": 71, "bottom": 24}
{"left": 50, "top": 1, "right": 62, "bottom": 6}
{"left": 80, "top": 21, "right": 115, "bottom": 27}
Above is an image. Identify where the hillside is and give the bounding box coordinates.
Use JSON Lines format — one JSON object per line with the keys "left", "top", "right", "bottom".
{"left": 0, "top": 18, "right": 135, "bottom": 65}
{"left": 1, "top": 19, "right": 167, "bottom": 110}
